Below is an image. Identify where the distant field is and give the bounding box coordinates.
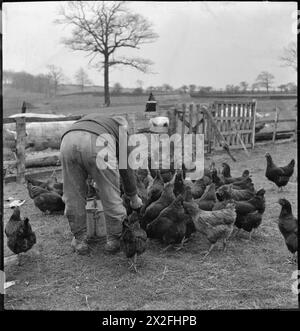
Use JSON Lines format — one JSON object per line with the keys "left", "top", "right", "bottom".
{"left": 3, "top": 86, "right": 297, "bottom": 120}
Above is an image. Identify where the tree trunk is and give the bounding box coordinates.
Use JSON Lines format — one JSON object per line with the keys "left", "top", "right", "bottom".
{"left": 104, "top": 54, "right": 110, "bottom": 107}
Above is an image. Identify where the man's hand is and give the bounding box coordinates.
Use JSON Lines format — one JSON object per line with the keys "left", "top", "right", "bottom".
{"left": 129, "top": 194, "right": 143, "bottom": 210}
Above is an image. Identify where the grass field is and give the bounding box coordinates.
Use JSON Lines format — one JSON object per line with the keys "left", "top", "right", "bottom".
{"left": 3, "top": 86, "right": 297, "bottom": 119}
{"left": 3, "top": 141, "right": 298, "bottom": 310}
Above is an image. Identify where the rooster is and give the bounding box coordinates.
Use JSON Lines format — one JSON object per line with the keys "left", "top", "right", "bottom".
{"left": 265, "top": 153, "right": 295, "bottom": 192}
{"left": 120, "top": 211, "right": 147, "bottom": 272}
{"left": 183, "top": 197, "right": 236, "bottom": 259}
{"left": 5, "top": 207, "right": 36, "bottom": 262}
{"left": 277, "top": 198, "right": 298, "bottom": 264}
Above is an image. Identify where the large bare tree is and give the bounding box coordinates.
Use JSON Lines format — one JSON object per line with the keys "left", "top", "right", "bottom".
{"left": 280, "top": 42, "right": 297, "bottom": 72}
{"left": 56, "top": 1, "right": 158, "bottom": 106}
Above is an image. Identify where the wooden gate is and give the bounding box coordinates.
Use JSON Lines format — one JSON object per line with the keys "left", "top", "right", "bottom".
{"left": 210, "top": 100, "right": 257, "bottom": 150}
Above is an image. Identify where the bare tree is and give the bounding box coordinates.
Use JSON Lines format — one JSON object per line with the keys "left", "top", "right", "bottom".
{"left": 255, "top": 71, "right": 275, "bottom": 93}
{"left": 56, "top": 1, "right": 158, "bottom": 106}
{"left": 189, "top": 84, "right": 196, "bottom": 94}
{"left": 162, "top": 83, "right": 173, "bottom": 92}
{"left": 180, "top": 85, "right": 188, "bottom": 94}
{"left": 239, "top": 81, "right": 249, "bottom": 92}
{"left": 278, "top": 84, "right": 288, "bottom": 92}
{"left": 75, "top": 67, "right": 92, "bottom": 92}
{"left": 280, "top": 42, "right": 297, "bottom": 72}
{"left": 112, "top": 82, "right": 123, "bottom": 94}
{"left": 47, "top": 65, "right": 64, "bottom": 96}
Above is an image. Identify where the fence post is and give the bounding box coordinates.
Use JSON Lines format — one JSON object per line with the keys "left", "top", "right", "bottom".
{"left": 272, "top": 106, "right": 279, "bottom": 144}
{"left": 251, "top": 100, "right": 257, "bottom": 149}
{"left": 168, "top": 108, "right": 177, "bottom": 135}
{"left": 181, "top": 104, "right": 186, "bottom": 163}
{"left": 15, "top": 117, "right": 26, "bottom": 183}
{"left": 206, "top": 105, "right": 212, "bottom": 154}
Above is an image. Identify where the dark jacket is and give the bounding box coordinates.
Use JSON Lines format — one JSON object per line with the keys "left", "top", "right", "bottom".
{"left": 62, "top": 114, "right": 137, "bottom": 197}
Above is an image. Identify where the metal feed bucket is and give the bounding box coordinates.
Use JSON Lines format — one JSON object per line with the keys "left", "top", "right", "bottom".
{"left": 86, "top": 199, "right": 106, "bottom": 241}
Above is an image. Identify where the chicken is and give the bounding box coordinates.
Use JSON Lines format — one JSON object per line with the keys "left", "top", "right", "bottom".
{"left": 191, "top": 175, "right": 211, "bottom": 199}
{"left": 173, "top": 170, "right": 186, "bottom": 197}
{"left": 221, "top": 163, "right": 250, "bottom": 184}
{"left": 218, "top": 178, "right": 255, "bottom": 194}
{"left": 27, "top": 182, "right": 50, "bottom": 199}
{"left": 141, "top": 181, "right": 175, "bottom": 230}
{"left": 27, "top": 182, "right": 65, "bottom": 214}
{"left": 265, "top": 153, "right": 295, "bottom": 191}
{"left": 141, "top": 170, "right": 164, "bottom": 214}
{"left": 277, "top": 198, "right": 298, "bottom": 264}
{"left": 5, "top": 207, "right": 36, "bottom": 260}
{"left": 231, "top": 177, "right": 255, "bottom": 191}
{"left": 46, "top": 178, "right": 63, "bottom": 196}
{"left": 213, "top": 188, "right": 234, "bottom": 211}
{"left": 210, "top": 168, "right": 225, "bottom": 188}
{"left": 146, "top": 195, "right": 188, "bottom": 251}
{"left": 232, "top": 189, "right": 266, "bottom": 239}
{"left": 235, "top": 211, "right": 263, "bottom": 240}
{"left": 26, "top": 176, "right": 63, "bottom": 196}
{"left": 194, "top": 183, "right": 217, "bottom": 211}
{"left": 33, "top": 192, "right": 65, "bottom": 214}
{"left": 183, "top": 200, "right": 236, "bottom": 259}
{"left": 120, "top": 211, "right": 147, "bottom": 272}
{"left": 26, "top": 177, "right": 49, "bottom": 188}
{"left": 182, "top": 186, "right": 198, "bottom": 239}
{"left": 216, "top": 184, "right": 254, "bottom": 202}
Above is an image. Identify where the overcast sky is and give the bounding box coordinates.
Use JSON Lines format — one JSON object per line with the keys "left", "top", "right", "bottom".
{"left": 2, "top": 1, "right": 297, "bottom": 89}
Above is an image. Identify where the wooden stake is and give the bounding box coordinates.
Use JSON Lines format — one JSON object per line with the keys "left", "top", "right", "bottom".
{"left": 15, "top": 117, "right": 26, "bottom": 184}
{"left": 272, "top": 107, "right": 279, "bottom": 144}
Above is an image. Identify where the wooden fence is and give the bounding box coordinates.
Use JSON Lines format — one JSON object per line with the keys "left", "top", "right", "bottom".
{"left": 255, "top": 106, "right": 297, "bottom": 144}
{"left": 3, "top": 100, "right": 297, "bottom": 183}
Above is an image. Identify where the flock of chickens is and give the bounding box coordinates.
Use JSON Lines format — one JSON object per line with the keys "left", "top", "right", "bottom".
{"left": 4, "top": 152, "right": 297, "bottom": 273}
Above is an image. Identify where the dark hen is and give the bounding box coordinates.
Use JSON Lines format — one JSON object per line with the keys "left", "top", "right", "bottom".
{"left": 5, "top": 207, "right": 36, "bottom": 256}
{"left": 265, "top": 153, "right": 295, "bottom": 191}
{"left": 211, "top": 168, "right": 225, "bottom": 188}
{"left": 182, "top": 186, "right": 197, "bottom": 238}
{"left": 191, "top": 175, "right": 211, "bottom": 199}
{"left": 26, "top": 176, "right": 63, "bottom": 196}
{"left": 217, "top": 184, "right": 254, "bottom": 202}
{"left": 173, "top": 170, "right": 186, "bottom": 197}
{"left": 27, "top": 182, "right": 50, "bottom": 199}
{"left": 277, "top": 198, "right": 298, "bottom": 263}
{"left": 141, "top": 181, "right": 175, "bottom": 230}
{"left": 33, "top": 192, "right": 65, "bottom": 214}
{"left": 233, "top": 189, "right": 266, "bottom": 239}
{"left": 120, "top": 211, "right": 147, "bottom": 272}
{"left": 141, "top": 170, "right": 164, "bottom": 214}
{"left": 221, "top": 163, "right": 250, "bottom": 184}
{"left": 26, "top": 177, "right": 49, "bottom": 189}
{"left": 146, "top": 195, "right": 188, "bottom": 250}
{"left": 194, "top": 183, "right": 217, "bottom": 211}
